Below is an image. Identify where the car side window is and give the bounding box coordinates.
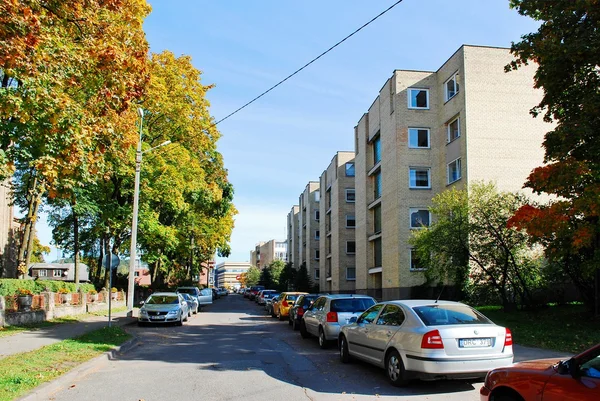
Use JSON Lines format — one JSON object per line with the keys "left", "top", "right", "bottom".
{"left": 376, "top": 305, "right": 405, "bottom": 326}
{"left": 357, "top": 304, "right": 384, "bottom": 324}
{"left": 580, "top": 355, "right": 600, "bottom": 378}
{"left": 312, "top": 297, "right": 325, "bottom": 311}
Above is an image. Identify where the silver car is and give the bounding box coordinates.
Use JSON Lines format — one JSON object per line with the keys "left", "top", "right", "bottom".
{"left": 138, "top": 292, "right": 190, "bottom": 326}
{"left": 177, "top": 286, "right": 213, "bottom": 309}
{"left": 181, "top": 293, "right": 199, "bottom": 315}
{"left": 300, "top": 294, "right": 376, "bottom": 349}
{"left": 338, "top": 300, "right": 514, "bottom": 386}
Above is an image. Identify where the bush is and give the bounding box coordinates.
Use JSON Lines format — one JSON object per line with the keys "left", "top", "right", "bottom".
{"left": 0, "top": 279, "right": 97, "bottom": 296}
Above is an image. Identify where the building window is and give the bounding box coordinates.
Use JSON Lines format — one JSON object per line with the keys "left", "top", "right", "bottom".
{"left": 373, "top": 238, "right": 382, "bottom": 267}
{"left": 314, "top": 269, "right": 320, "bottom": 280}
{"left": 373, "top": 204, "right": 382, "bottom": 234}
{"left": 326, "top": 188, "right": 331, "bottom": 208}
{"left": 374, "top": 171, "right": 382, "bottom": 199}
{"left": 53, "top": 270, "right": 62, "bottom": 277}
{"left": 410, "top": 248, "right": 426, "bottom": 271}
{"left": 346, "top": 267, "right": 356, "bottom": 280}
{"left": 314, "top": 190, "right": 320, "bottom": 202}
{"left": 408, "top": 88, "right": 429, "bottom": 109}
{"left": 408, "top": 128, "right": 430, "bottom": 149}
{"left": 448, "top": 158, "right": 462, "bottom": 184}
{"left": 134, "top": 271, "right": 140, "bottom": 277}
{"left": 315, "top": 230, "right": 320, "bottom": 240}
{"left": 38, "top": 269, "right": 47, "bottom": 277}
{"left": 409, "top": 167, "right": 431, "bottom": 189}
{"left": 373, "top": 135, "right": 381, "bottom": 164}
{"left": 410, "top": 208, "right": 431, "bottom": 229}
{"left": 345, "top": 189, "right": 355, "bottom": 203}
{"left": 345, "top": 162, "right": 355, "bottom": 177}
{"left": 445, "top": 72, "right": 459, "bottom": 101}
{"left": 315, "top": 249, "right": 320, "bottom": 260}
{"left": 447, "top": 117, "right": 460, "bottom": 142}
{"left": 346, "top": 241, "right": 356, "bottom": 254}
{"left": 346, "top": 215, "right": 356, "bottom": 228}
{"left": 315, "top": 210, "right": 320, "bottom": 221}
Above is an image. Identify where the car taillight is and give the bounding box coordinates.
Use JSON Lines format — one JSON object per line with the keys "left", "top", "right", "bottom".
{"left": 504, "top": 328, "right": 513, "bottom": 346}
{"left": 326, "top": 311, "right": 338, "bottom": 322}
{"left": 421, "top": 330, "right": 444, "bottom": 349}
{"left": 297, "top": 307, "right": 305, "bottom": 316}
{"left": 282, "top": 300, "right": 288, "bottom": 307}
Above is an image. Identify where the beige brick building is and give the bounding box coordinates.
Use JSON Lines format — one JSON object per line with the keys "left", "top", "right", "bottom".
{"left": 354, "top": 45, "right": 549, "bottom": 300}
{"left": 298, "top": 182, "right": 320, "bottom": 281}
{"left": 250, "top": 239, "right": 287, "bottom": 270}
{"left": 319, "top": 151, "right": 356, "bottom": 294}
{"left": 286, "top": 205, "right": 300, "bottom": 267}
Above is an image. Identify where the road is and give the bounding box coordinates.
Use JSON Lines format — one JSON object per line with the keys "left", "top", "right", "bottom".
{"left": 45, "top": 294, "right": 492, "bottom": 401}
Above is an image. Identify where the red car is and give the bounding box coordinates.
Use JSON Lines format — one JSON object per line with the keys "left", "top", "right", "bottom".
{"left": 480, "top": 343, "right": 600, "bottom": 401}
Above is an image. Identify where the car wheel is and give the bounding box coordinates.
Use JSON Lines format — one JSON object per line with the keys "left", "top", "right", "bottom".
{"left": 339, "top": 335, "right": 351, "bottom": 363}
{"left": 177, "top": 314, "right": 184, "bottom": 326}
{"left": 193, "top": 306, "right": 198, "bottom": 314}
{"left": 184, "top": 311, "right": 189, "bottom": 321}
{"left": 271, "top": 308, "right": 277, "bottom": 318}
{"left": 288, "top": 315, "right": 293, "bottom": 326}
{"left": 300, "top": 321, "right": 310, "bottom": 339}
{"left": 318, "top": 328, "right": 329, "bottom": 349}
{"left": 385, "top": 349, "right": 408, "bottom": 387}
{"left": 278, "top": 311, "right": 285, "bottom": 321}
{"left": 292, "top": 318, "right": 298, "bottom": 331}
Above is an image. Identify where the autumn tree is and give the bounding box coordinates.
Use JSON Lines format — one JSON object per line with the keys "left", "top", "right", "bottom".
{"left": 410, "top": 182, "right": 543, "bottom": 310}
{"left": 244, "top": 266, "right": 260, "bottom": 287}
{"left": 506, "top": 0, "right": 600, "bottom": 312}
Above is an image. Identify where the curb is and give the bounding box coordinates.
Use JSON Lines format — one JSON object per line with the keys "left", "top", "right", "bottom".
{"left": 16, "top": 332, "right": 140, "bottom": 401}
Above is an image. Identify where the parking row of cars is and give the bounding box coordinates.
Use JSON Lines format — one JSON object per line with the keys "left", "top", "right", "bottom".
{"left": 241, "top": 289, "right": 600, "bottom": 399}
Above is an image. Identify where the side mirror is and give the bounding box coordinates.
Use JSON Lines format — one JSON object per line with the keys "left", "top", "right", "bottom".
{"left": 349, "top": 316, "right": 358, "bottom": 324}
{"left": 139, "top": 300, "right": 145, "bottom": 305}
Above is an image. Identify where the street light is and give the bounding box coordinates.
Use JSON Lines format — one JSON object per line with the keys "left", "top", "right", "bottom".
{"left": 127, "top": 108, "right": 171, "bottom": 317}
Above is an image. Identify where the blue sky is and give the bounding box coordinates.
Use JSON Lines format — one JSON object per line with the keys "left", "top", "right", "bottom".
{"left": 36, "top": 0, "right": 540, "bottom": 263}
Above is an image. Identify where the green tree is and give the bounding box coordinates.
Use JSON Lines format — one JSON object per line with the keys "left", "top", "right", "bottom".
{"left": 507, "top": 0, "right": 600, "bottom": 313}
{"left": 278, "top": 262, "right": 296, "bottom": 292}
{"left": 293, "top": 263, "right": 314, "bottom": 293}
{"left": 410, "top": 182, "right": 542, "bottom": 310}
{"left": 245, "top": 266, "right": 260, "bottom": 287}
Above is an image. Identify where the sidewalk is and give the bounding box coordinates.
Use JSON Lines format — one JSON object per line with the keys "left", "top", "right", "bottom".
{"left": 0, "top": 310, "right": 137, "bottom": 359}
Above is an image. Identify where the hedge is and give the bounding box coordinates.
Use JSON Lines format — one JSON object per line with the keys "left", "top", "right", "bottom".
{"left": 0, "top": 279, "right": 96, "bottom": 296}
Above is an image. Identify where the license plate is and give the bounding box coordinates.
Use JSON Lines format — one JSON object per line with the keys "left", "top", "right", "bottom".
{"left": 150, "top": 316, "right": 164, "bottom": 320}
{"left": 459, "top": 338, "right": 492, "bottom": 348}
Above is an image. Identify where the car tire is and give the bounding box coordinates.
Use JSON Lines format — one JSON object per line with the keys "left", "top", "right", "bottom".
{"left": 193, "top": 306, "right": 198, "bottom": 314}
{"left": 288, "top": 316, "right": 293, "bottom": 326}
{"left": 292, "top": 318, "right": 298, "bottom": 331}
{"left": 278, "top": 311, "right": 285, "bottom": 321}
{"left": 318, "top": 328, "right": 329, "bottom": 349}
{"left": 339, "top": 335, "right": 351, "bottom": 363}
{"left": 385, "top": 349, "right": 408, "bottom": 387}
{"left": 300, "top": 321, "right": 310, "bottom": 339}
{"left": 271, "top": 308, "right": 277, "bottom": 318}
{"left": 177, "top": 314, "right": 183, "bottom": 326}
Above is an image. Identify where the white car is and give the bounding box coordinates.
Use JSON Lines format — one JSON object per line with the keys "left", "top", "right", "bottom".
{"left": 338, "top": 300, "right": 513, "bottom": 386}
{"left": 138, "top": 292, "right": 190, "bottom": 326}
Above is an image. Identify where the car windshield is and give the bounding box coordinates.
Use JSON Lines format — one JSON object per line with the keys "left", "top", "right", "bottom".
{"left": 331, "top": 298, "right": 376, "bottom": 312}
{"left": 413, "top": 304, "right": 492, "bottom": 326}
{"left": 146, "top": 295, "right": 179, "bottom": 305}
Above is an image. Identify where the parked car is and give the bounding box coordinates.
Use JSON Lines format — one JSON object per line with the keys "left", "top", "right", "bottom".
{"left": 217, "top": 287, "right": 228, "bottom": 297}
{"left": 480, "top": 343, "right": 600, "bottom": 401}
{"left": 272, "top": 292, "right": 307, "bottom": 321}
{"left": 301, "top": 294, "right": 376, "bottom": 348}
{"left": 338, "top": 299, "right": 514, "bottom": 386}
{"left": 248, "top": 285, "right": 265, "bottom": 301}
{"left": 257, "top": 290, "right": 277, "bottom": 305}
{"left": 177, "top": 286, "right": 212, "bottom": 308}
{"left": 138, "top": 292, "right": 189, "bottom": 326}
{"left": 265, "top": 293, "right": 280, "bottom": 314}
{"left": 289, "top": 294, "right": 322, "bottom": 331}
{"left": 180, "top": 293, "right": 198, "bottom": 315}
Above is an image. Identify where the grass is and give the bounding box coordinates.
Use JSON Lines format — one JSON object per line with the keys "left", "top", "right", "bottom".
{"left": 478, "top": 303, "right": 600, "bottom": 354}
{"left": 0, "top": 326, "right": 129, "bottom": 401}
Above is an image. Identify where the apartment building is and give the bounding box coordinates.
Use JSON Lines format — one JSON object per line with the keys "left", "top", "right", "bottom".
{"left": 298, "top": 182, "right": 320, "bottom": 281}
{"left": 319, "top": 151, "right": 356, "bottom": 294}
{"left": 286, "top": 206, "right": 300, "bottom": 267}
{"left": 215, "top": 261, "right": 251, "bottom": 289}
{"left": 250, "top": 240, "right": 288, "bottom": 270}
{"left": 354, "top": 45, "right": 548, "bottom": 300}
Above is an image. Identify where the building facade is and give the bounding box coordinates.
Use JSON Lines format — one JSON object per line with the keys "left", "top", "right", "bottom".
{"left": 354, "top": 45, "right": 549, "bottom": 300}
{"left": 0, "top": 180, "right": 17, "bottom": 278}
{"left": 250, "top": 240, "right": 288, "bottom": 270}
{"left": 286, "top": 206, "right": 300, "bottom": 267}
{"left": 214, "top": 261, "right": 251, "bottom": 290}
{"left": 298, "top": 182, "right": 320, "bottom": 281}
{"left": 319, "top": 151, "right": 356, "bottom": 294}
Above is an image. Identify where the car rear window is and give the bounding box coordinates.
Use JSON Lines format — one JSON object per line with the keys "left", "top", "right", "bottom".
{"left": 285, "top": 294, "right": 299, "bottom": 301}
{"left": 331, "top": 298, "right": 376, "bottom": 313}
{"left": 413, "top": 305, "right": 492, "bottom": 326}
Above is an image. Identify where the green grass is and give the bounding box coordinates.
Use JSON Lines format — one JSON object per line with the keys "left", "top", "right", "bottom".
{"left": 0, "top": 326, "right": 129, "bottom": 401}
{"left": 478, "top": 304, "right": 600, "bottom": 354}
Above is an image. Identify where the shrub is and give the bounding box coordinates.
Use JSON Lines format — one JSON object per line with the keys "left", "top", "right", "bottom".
{"left": 17, "top": 288, "right": 34, "bottom": 296}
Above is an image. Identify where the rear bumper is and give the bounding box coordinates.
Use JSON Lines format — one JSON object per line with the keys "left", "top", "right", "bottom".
{"left": 405, "top": 354, "right": 513, "bottom": 377}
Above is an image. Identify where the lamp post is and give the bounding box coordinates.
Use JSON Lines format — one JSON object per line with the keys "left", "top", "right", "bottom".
{"left": 127, "top": 107, "right": 171, "bottom": 317}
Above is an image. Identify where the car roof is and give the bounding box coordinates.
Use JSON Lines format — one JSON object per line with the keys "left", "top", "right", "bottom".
{"left": 176, "top": 287, "right": 197, "bottom": 290}
{"left": 386, "top": 299, "right": 466, "bottom": 307}
{"left": 150, "top": 292, "right": 180, "bottom": 296}
{"left": 321, "top": 294, "right": 375, "bottom": 299}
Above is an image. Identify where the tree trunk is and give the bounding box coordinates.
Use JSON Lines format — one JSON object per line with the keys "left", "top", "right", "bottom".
{"left": 103, "top": 236, "right": 110, "bottom": 290}
{"left": 17, "top": 175, "right": 37, "bottom": 276}
{"left": 72, "top": 202, "right": 79, "bottom": 287}
{"left": 97, "top": 236, "right": 105, "bottom": 284}
{"left": 23, "top": 190, "right": 41, "bottom": 270}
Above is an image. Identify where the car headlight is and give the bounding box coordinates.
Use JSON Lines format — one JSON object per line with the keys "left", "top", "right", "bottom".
{"left": 139, "top": 308, "right": 148, "bottom": 316}
{"left": 167, "top": 309, "right": 178, "bottom": 315}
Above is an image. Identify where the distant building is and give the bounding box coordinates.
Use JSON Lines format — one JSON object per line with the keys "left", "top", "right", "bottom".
{"left": 29, "top": 262, "right": 90, "bottom": 282}
{"left": 250, "top": 240, "right": 287, "bottom": 270}
{"left": 286, "top": 206, "right": 300, "bottom": 267}
{"left": 298, "top": 181, "right": 320, "bottom": 281}
{"left": 214, "top": 261, "right": 251, "bottom": 289}
{"left": 196, "top": 260, "right": 215, "bottom": 288}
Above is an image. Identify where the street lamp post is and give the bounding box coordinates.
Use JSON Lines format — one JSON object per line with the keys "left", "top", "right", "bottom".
{"left": 127, "top": 107, "right": 171, "bottom": 317}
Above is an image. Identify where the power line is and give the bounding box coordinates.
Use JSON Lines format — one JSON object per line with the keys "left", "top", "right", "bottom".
{"left": 214, "top": 0, "right": 404, "bottom": 125}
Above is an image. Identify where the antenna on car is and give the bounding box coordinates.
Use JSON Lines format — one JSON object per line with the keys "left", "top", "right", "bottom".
{"left": 434, "top": 286, "right": 444, "bottom": 304}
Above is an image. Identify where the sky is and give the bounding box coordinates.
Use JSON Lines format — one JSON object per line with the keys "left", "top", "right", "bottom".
{"left": 35, "top": 0, "right": 540, "bottom": 264}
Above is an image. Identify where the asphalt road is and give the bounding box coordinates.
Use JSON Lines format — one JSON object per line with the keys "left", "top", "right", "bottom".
{"left": 42, "top": 294, "right": 509, "bottom": 401}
